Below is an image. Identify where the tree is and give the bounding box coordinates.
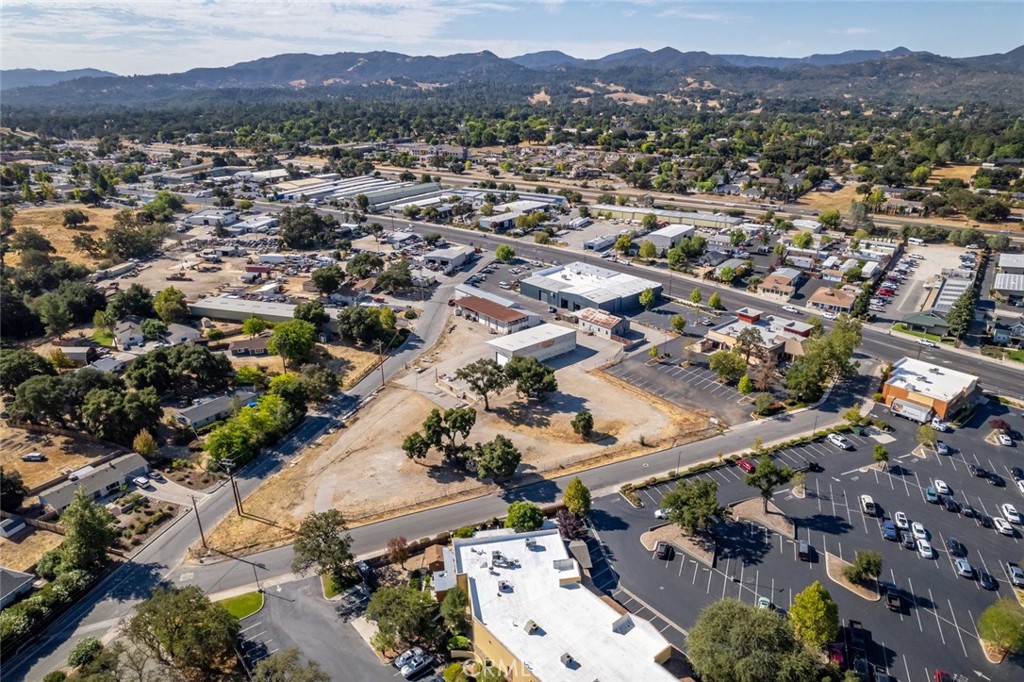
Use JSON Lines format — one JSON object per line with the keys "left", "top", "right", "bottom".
{"left": 571, "top": 410, "right": 594, "bottom": 440}
{"left": 639, "top": 287, "right": 656, "bottom": 310}
{"left": 10, "top": 374, "right": 66, "bottom": 425}
{"left": 474, "top": 435, "right": 521, "bottom": 481}
{"left": 440, "top": 586, "right": 469, "bottom": 633}
{"left": 310, "top": 265, "right": 343, "bottom": 295}
{"left": 687, "top": 599, "right": 820, "bottom": 682}
{"left": 8, "top": 227, "right": 55, "bottom": 253}
{"left": 402, "top": 432, "right": 430, "bottom": 462}
{"left": 455, "top": 358, "right": 509, "bottom": 411}
{"left": 494, "top": 244, "right": 516, "bottom": 262}
{"left": 81, "top": 386, "right": 162, "bottom": 446}
{"left": 107, "top": 283, "right": 155, "bottom": 320}
{"left": 34, "top": 293, "right": 73, "bottom": 339}
{"left": 366, "top": 586, "right": 439, "bottom": 648}
{"left": 738, "top": 374, "right": 754, "bottom": 395}
{"left": 0, "top": 349, "right": 55, "bottom": 395}
{"left": 734, "top": 327, "right": 762, "bottom": 362}
{"left": 819, "top": 209, "right": 842, "bottom": 231}
{"left": 269, "top": 319, "right": 317, "bottom": 367}
{"left": 294, "top": 299, "right": 330, "bottom": 329}
{"left": 690, "top": 288, "right": 702, "bottom": 305}
{"left": 709, "top": 349, "right": 747, "bottom": 384}
{"left": 291, "top": 509, "right": 355, "bottom": 582}
{"left": 62, "top": 208, "right": 89, "bottom": 228}
{"left": 505, "top": 501, "right": 545, "bottom": 532}
{"left": 1, "top": 467, "right": 28, "bottom": 512}
{"left": 708, "top": 291, "right": 722, "bottom": 309}
{"left": 347, "top": 252, "right": 384, "bottom": 280}
{"left": 670, "top": 315, "right": 687, "bottom": 336}
{"left": 278, "top": 206, "right": 338, "bottom": 249}
{"left": 125, "top": 586, "right": 238, "bottom": 677}
{"left": 639, "top": 240, "right": 657, "bottom": 259}
{"left": 873, "top": 444, "right": 889, "bottom": 470}
{"left": 563, "top": 476, "right": 592, "bottom": 516}
{"left": 378, "top": 305, "right": 397, "bottom": 332}
{"left": 253, "top": 648, "right": 330, "bottom": 682}
{"left": 153, "top": 287, "right": 187, "bottom": 323}
{"left": 791, "top": 231, "right": 814, "bottom": 249}
{"left": 335, "top": 305, "right": 384, "bottom": 345}
{"left": 744, "top": 455, "right": 794, "bottom": 513}
{"left": 68, "top": 637, "right": 105, "bottom": 668}
{"left": 788, "top": 581, "right": 839, "bottom": 649}
{"left": 843, "top": 550, "right": 882, "bottom": 586}
{"left": 377, "top": 259, "right": 413, "bottom": 293}
{"left": 977, "top": 599, "right": 1024, "bottom": 655}
{"left": 614, "top": 233, "right": 632, "bottom": 255}
{"left": 916, "top": 423, "right": 938, "bottom": 450}
{"left": 60, "top": 487, "right": 117, "bottom": 569}
{"left": 387, "top": 537, "right": 409, "bottom": 566}
{"left": 133, "top": 429, "right": 157, "bottom": 458}
{"left": 946, "top": 290, "right": 974, "bottom": 339}
{"left": 662, "top": 479, "right": 726, "bottom": 536}
{"left": 242, "top": 315, "right": 267, "bottom": 338}
{"left": 140, "top": 318, "right": 167, "bottom": 340}
{"left": 754, "top": 392, "right": 775, "bottom": 415}
{"left": 504, "top": 355, "right": 557, "bottom": 400}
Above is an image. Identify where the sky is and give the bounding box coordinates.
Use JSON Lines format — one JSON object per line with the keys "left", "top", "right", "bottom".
{"left": 1, "top": 0, "right": 1021, "bottom": 75}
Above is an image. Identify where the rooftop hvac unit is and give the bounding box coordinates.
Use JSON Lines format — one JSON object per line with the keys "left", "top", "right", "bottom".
{"left": 524, "top": 619, "right": 539, "bottom": 634}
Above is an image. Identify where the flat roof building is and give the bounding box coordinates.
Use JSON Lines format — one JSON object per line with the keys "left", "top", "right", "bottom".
{"left": 881, "top": 357, "right": 979, "bottom": 421}
{"left": 644, "top": 223, "right": 695, "bottom": 252}
{"left": 453, "top": 527, "right": 676, "bottom": 682}
{"left": 702, "top": 307, "right": 813, "bottom": 363}
{"left": 487, "top": 323, "right": 577, "bottom": 366}
{"left": 424, "top": 245, "right": 474, "bottom": 271}
{"left": 997, "top": 253, "right": 1024, "bottom": 275}
{"left": 188, "top": 296, "right": 345, "bottom": 333}
{"left": 589, "top": 204, "right": 743, "bottom": 230}
{"left": 571, "top": 307, "right": 629, "bottom": 340}
{"left": 457, "top": 295, "right": 535, "bottom": 335}
{"left": 519, "top": 261, "right": 661, "bottom": 314}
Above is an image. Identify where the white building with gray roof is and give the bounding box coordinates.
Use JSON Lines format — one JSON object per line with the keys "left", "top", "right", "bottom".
{"left": 519, "top": 261, "right": 661, "bottom": 313}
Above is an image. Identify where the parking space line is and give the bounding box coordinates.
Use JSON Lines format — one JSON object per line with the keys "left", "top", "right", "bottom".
{"left": 902, "top": 656, "right": 912, "bottom": 682}
{"left": 926, "top": 588, "right": 946, "bottom": 645}
{"left": 721, "top": 559, "right": 730, "bottom": 599}
{"left": 947, "top": 598, "right": 968, "bottom": 657}
{"left": 814, "top": 479, "right": 822, "bottom": 512}
{"left": 692, "top": 561, "right": 699, "bottom": 585}
{"left": 906, "top": 577, "right": 924, "bottom": 633}
{"left": 889, "top": 569, "right": 904, "bottom": 622}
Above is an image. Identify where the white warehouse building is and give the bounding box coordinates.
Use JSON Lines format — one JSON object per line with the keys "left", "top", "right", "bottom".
{"left": 644, "top": 223, "right": 695, "bottom": 252}
{"left": 486, "top": 323, "right": 577, "bottom": 366}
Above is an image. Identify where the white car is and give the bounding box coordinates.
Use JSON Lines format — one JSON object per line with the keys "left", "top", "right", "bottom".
{"left": 133, "top": 476, "right": 152, "bottom": 489}
{"left": 827, "top": 433, "right": 852, "bottom": 450}
{"left": 894, "top": 511, "right": 909, "bottom": 530}
{"left": 917, "top": 339, "right": 937, "bottom": 348}
{"left": 1016, "top": 479, "right": 1024, "bottom": 495}
{"left": 955, "top": 558, "right": 974, "bottom": 578}
{"left": 820, "top": 312, "right": 837, "bottom": 320}
{"left": 917, "top": 538, "right": 933, "bottom": 558}
{"left": 783, "top": 305, "right": 801, "bottom": 315}
{"left": 998, "top": 434, "right": 1013, "bottom": 446}
{"left": 995, "top": 517, "right": 1015, "bottom": 536}
{"left": 1001, "top": 503, "right": 1021, "bottom": 524}
{"left": 911, "top": 522, "right": 928, "bottom": 540}
{"left": 930, "top": 418, "right": 949, "bottom": 432}
{"left": 934, "top": 480, "right": 950, "bottom": 495}
{"left": 654, "top": 509, "right": 666, "bottom": 519}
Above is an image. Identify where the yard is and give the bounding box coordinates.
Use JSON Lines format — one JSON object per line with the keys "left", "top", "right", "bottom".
{"left": 8, "top": 206, "right": 121, "bottom": 267}
{"left": 0, "top": 527, "right": 63, "bottom": 572}
{"left": 0, "top": 426, "right": 112, "bottom": 491}
{"left": 199, "top": 317, "right": 712, "bottom": 556}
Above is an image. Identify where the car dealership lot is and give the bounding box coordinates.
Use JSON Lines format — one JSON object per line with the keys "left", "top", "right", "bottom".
{"left": 592, "top": 405, "right": 1024, "bottom": 682}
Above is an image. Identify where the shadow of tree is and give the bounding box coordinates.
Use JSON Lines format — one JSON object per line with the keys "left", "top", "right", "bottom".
{"left": 795, "top": 513, "right": 854, "bottom": 536}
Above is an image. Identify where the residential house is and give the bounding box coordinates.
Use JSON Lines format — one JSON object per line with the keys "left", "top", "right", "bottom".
{"left": 990, "top": 316, "right": 1024, "bottom": 348}
{"left": 901, "top": 311, "right": 950, "bottom": 337}
{"left": 55, "top": 346, "right": 99, "bottom": 366}
{"left": 714, "top": 258, "right": 747, "bottom": 280}
{"left": 758, "top": 267, "right": 804, "bottom": 298}
{"left": 113, "top": 321, "right": 144, "bottom": 350}
{"left": 229, "top": 333, "right": 272, "bottom": 356}
{"left": 807, "top": 286, "right": 858, "bottom": 315}
{"left": 1, "top": 567, "right": 34, "bottom": 611}
{"left": 175, "top": 391, "right": 257, "bottom": 429}
{"left": 165, "top": 323, "right": 202, "bottom": 346}
{"left": 39, "top": 453, "right": 150, "bottom": 512}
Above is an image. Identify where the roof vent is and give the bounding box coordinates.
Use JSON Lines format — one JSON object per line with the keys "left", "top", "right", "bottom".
{"left": 524, "top": 619, "right": 539, "bottom": 634}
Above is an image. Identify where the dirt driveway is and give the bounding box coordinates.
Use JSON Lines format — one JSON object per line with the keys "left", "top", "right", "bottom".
{"left": 202, "top": 317, "right": 713, "bottom": 555}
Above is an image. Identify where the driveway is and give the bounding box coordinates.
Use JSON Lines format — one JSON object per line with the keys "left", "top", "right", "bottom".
{"left": 140, "top": 477, "right": 210, "bottom": 506}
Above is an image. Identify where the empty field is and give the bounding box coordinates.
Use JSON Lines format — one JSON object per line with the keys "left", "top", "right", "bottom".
{"left": 9, "top": 206, "right": 121, "bottom": 266}
{"left": 0, "top": 427, "right": 112, "bottom": 490}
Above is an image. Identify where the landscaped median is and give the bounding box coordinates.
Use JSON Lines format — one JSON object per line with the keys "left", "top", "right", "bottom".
{"left": 639, "top": 525, "right": 715, "bottom": 566}
{"left": 823, "top": 552, "right": 880, "bottom": 602}
{"left": 217, "top": 590, "right": 264, "bottom": 619}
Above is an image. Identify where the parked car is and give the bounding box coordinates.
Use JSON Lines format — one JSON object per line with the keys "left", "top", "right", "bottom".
{"left": 401, "top": 654, "right": 435, "bottom": 680}
{"left": 149, "top": 471, "right": 164, "bottom": 482}
{"left": 947, "top": 537, "right": 966, "bottom": 557}
{"left": 917, "top": 339, "right": 937, "bottom": 348}
{"left": 917, "top": 538, "right": 933, "bottom": 558}
{"left": 912, "top": 522, "right": 928, "bottom": 540}
{"left": 979, "top": 571, "right": 998, "bottom": 590}
{"left": 961, "top": 503, "right": 976, "bottom": 518}
{"left": 394, "top": 647, "right": 424, "bottom": 669}
{"left": 943, "top": 496, "right": 960, "bottom": 513}
{"left": 935, "top": 441, "right": 951, "bottom": 455}
{"left": 988, "top": 472, "right": 1006, "bottom": 487}
{"left": 783, "top": 305, "right": 800, "bottom": 314}
{"left": 934, "top": 479, "right": 950, "bottom": 495}
{"left": 930, "top": 417, "right": 949, "bottom": 432}
{"left": 1007, "top": 563, "right": 1024, "bottom": 588}
{"left": 133, "top": 476, "right": 152, "bottom": 489}
{"left": 1017, "top": 479, "right": 1024, "bottom": 495}
{"left": 881, "top": 520, "right": 898, "bottom": 541}
{"left": 737, "top": 459, "right": 756, "bottom": 473}
{"left": 955, "top": 558, "right": 974, "bottom": 579}
{"left": 827, "top": 433, "right": 852, "bottom": 450}
{"left": 894, "top": 511, "right": 909, "bottom": 529}
{"left": 1011, "top": 466, "right": 1024, "bottom": 481}
{"left": 1001, "top": 503, "right": 1020, "bottom": 524}
{"left": 998, "top": 434, "right": 1013, "bottom": 446}
{"left": 20, "top": 452, "right": 45, "bottom": 462}
{"left": 969, "top": 464, "right": 987, "bottom": 478}
{"left": 925, "top": 487, "right": 940, "bottom": 504}
{"left": 900, "top": 531, "right": 916, "bottom": 550}
{"left": 980, "top": 514, "right": 994, "bottom": 529}
{"left": 995, "top": 517, "right": 1015, "bottom": 536}
{"left": 655, "top": 541, "right": 675, "bottom": 560}
{"left": 654, "top": 508, "right": 665, "bottom": 519}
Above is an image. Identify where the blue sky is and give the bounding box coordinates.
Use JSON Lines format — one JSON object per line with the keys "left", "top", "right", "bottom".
{"left": 1, "top": 1, "right": 1021, "bottom": 75}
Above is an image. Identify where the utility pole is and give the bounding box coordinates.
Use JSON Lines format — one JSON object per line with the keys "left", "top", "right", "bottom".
{"left": 192, "top": 495, "right": 207, "bottom": 549}
{"left": 375, "top": 340, "right": 386, "bottom": 387}
{"left": 223, "top": 459, "right": 242, "bottom": 515}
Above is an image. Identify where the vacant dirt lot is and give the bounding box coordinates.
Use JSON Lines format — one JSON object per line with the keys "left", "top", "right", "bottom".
{"left": 201, "top": 317, "right": 712, "bottom": 555}
{"left": 9, "top": 206, "right": 121, "bottom": 266}
{"left": 795, "top": 185, "right": 861, "bottom": 213}
{"left": 0, "top": 527, "right": 63, "bottom": 572}
{"left": 928, "top": 164, "right": 979, "bottom": 186}
{"left": 0, "top": 427, "right": 112, "bottom": 490}
{"left": 228, "top": 341, "right": 380, "bottom": 390}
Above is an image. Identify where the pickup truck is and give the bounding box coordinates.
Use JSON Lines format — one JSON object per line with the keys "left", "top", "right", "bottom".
{"left": 885, "top": 586, "right": 901, "bottom": 612}
{"left": 848, "top": 620, "right": 868, "bottom": 653}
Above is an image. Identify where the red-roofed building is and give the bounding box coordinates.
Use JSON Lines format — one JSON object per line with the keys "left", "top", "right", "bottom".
{"left": 456, "top": 295, "right": 536, "bottom": 335}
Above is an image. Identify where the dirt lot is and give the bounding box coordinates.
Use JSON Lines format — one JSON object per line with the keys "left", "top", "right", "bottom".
{"left": 794, "top": 185, "right": 861, "bottom": 212}
{"left": 928, "top": 164, "right": 979, "bottom": 186}
{"left": 0, "top": 427, "right": 113, "bottom": 490}
{"left": 201, "top": 317, "right": 712, "bottom": 555}
{"left": 113, "top": 252, "right": 250, "bottom": 300}
{"left": 9, "top": 206, "right": 121, "bottom": 266}
{"left": 0, "top": 527, "right": 63, "bottom": 572}
{"left": 228, "top": 341, "right": 380, "bottom": 390}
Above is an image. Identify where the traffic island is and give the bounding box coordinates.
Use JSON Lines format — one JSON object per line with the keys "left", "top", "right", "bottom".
{"left": 980, "top": 638, "right": 1006, "bottom": 665}
{"left": 730, "top": 498, "right": 795, "bottom": 539}
{"left": 640, "top": 525, "right": 715, "bottom": 566}
{"left": 218, "top": 590, "right": 264, "bottom": 619}
{"left": 824, "top": 553, "right": 880, "bottom": 602}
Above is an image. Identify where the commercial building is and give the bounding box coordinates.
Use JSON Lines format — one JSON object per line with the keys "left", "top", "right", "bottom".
{"left": 932, "top": 276, "right": 974, "bottom": 314}
{"left": 520, "top": 262, "right": 661, "bottom": 314}
{"left": 589, "top": 204, "right": 743, "bottom": 230}
{"left": 993, "top": 273, "right": 1024, "bottom": 300}
{"left": 452, "top": 527, "right": 676, "bottom": 682}
{"left": 175, "top": 391, "right": 257, "bottom": 429}
{"left": 701, "top": 307, "right": 813, "bottom": 364}
{"left": 758, "top": 267, "right": 804, "bottom": 298}
{"left": 188, "top": 296, "right": 344, "bottom": 333}
{"left": 900, "top": 311, "right": 950, "bottom": 337}
{"left": 807, "top": 286, "right": 858, "bottom": 314}
{"left": 644, "top": 224, "right": 695, "bottom": 253}
{"left": 424, "top": 245, "right": 474, "bottom": 271}
{"left": 40, "top": 453, "right": 150, "bottom": 512}
{"left": 997, "top": 253, "right": 1024, "bottom": 275}
{"left": 184, "top": 209, "right": 237, "bottom": 227}
{"left": 583, "top": 235, "right": 616, "bottom": 251}
{"left": 571, "top": 308, "right": 629, "bottom": 339}
{"left": 881, "top": 357, "right": 979, "bottom": 421}
{"left": 487, "top": 324, "right": 577, "bottom": 366}
{"left": 457, "top": 296, "right": 536, "bottom": 335}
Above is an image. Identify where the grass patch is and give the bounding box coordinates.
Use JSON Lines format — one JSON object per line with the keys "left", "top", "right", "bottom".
{"left": 1008, "top": 349, "right": 1024, "bottom": 364}
{"left": 891, "top": 324, "right": 942, "bottom": 343}
{"left": 219, "top": 591, "right": 263, "bottom": 619}
{"left": 93, "top": 329, "right": 114, "bottom": 347}
{"left": 321, "top": 572, "right": 361, "bottom": 599}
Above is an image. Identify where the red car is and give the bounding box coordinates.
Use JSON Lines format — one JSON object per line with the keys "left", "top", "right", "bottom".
{"left": 826, "top": 643, "right": 846, "bottom": 669}
{"left": 877, "top": 290, "right": 895, "bottom": 297}
{"left": 737, "top": 459, "right": 756, "bottom": 473}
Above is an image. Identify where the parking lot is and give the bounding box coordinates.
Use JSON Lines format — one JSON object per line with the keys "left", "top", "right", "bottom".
{"left": 591, "top": 403, "right": 1024, "bottom": 682}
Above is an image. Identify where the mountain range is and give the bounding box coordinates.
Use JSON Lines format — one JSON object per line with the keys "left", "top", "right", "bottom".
{"left": 4, "top": 45, "right": 1023, "bottom": 109}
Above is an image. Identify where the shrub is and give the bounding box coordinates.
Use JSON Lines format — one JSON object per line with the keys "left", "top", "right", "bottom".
{"left": 403, "top": 309, "right": 417, "bottom": 320}
{"left": 44, "top": 673, "right": 68, "bottom": 682}
{"left": 36, "top": 548, "right": 65, "bottom": 581}
{"left": 68, "top": 637, "right": 103, "bottom": 667}
{"left": 206, "top": 328, "right": 225, "bottom": 340}
{"left": 453, "top": 526, "right": 475, "bottom": 538}
{"left": 447, "top": 635, "right": 472, "bottom": 651}
{"left": 871, "top": 392, "right": 883, "bottom": 401}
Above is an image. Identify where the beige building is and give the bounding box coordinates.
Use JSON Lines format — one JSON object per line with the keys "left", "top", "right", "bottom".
{"left": 571, "top": 307, "right": 629, "bottom": 339}
{"left": 701, "top": 307, "right": 813, "bottom": 363}
{"left": 453, "top": 528, "right": 677, "bottom": 682}
{"left": 807, "top": 286, "right": 858, "bottom": 314}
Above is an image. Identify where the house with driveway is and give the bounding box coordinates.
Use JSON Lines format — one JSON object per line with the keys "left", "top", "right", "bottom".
{"left": 39, "top": 453, "right": 150, "bottom": 513}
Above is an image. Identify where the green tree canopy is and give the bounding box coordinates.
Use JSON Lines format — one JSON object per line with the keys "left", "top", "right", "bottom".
{"left": 153, "top": 287, "right": 188, "bottom": 323}
{"left": 744, "top": 455, "right": 794, "bottom": 513}
{"left": 0, "top": 349, "right": 55, "bottom": 395}
{"left": 310, "top": 265, "right": 344, "bottom": 295}
{"left": 977, "top": 599, "right": 1024, "bottom": 655}
{"left": 504, "top": 355, "right": 557, "bottom": 400}
{"left": 563, "top": 476, "right": 592, "bottom": 516}
{"left": 454, "top": 358, "right": 509, "bottom": 411}
{"left": 440, "top": 586, "right": 470, "bottom": 633}
{"left": 269, "top": 319, "right": 318, "bottom": 366}
{"left": 662, "top": 479, "right": 726, "bottom": 536}
{"left": 1, "top": 467, "right": 28, "bottom": 512}
{"left": 639, "top": 240, "right": 657, "bottom": 259}
{"left": 291, "top": 509, "right": 355, "bottom": 582}
{"left": 788, "top": 581, "right": 839, "bottom": 649}
{"left": 366, "top": 586, "right": 439, "bottom": 648}
{"left": 570, "top": 410, "right": 594, "bottom": 440}
{"left": 639, "top": 287, "right": 656, "bottom": 310}
{"left": 60, "top": 487, "right": 117, "bottom": 570}
{"left": 843, "top": 549, "right": 883, "bottom": 586}
{"left": 709, "top": 349, "right": 747, "bottom": 384}
{"left": 242, "top": 316, "right": 267, "bottom": 338}
{"left": 495, "top": 244, "right": 516, "bottom": 262}
{"left": 474, "top": 434, "right": 522, "bottom": 481}
{"left": 253, "top": 647, "right": 331, "bottom": 682}
{"left": 505, "top": 501, "right": 545, "bottom": 532}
